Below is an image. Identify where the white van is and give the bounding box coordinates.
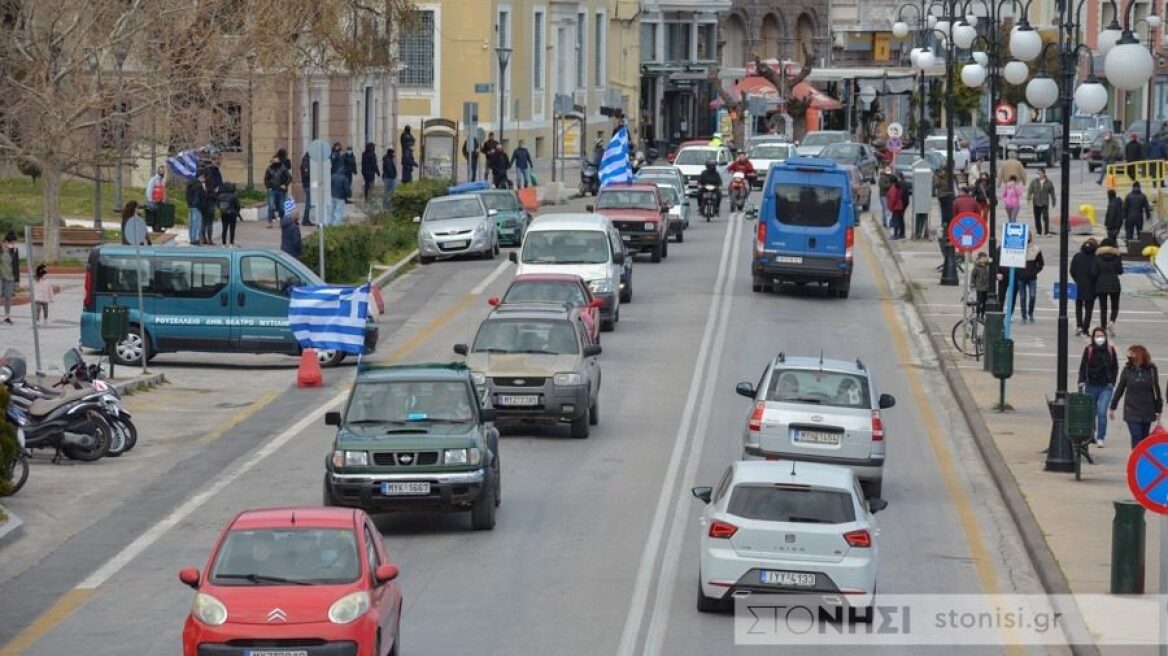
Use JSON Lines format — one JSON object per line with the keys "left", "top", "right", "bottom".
{"left": 508, "top": 213, "right": 627, "bottom": 331}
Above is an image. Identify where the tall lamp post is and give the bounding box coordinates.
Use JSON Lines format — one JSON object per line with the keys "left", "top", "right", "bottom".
{"left": 1134, "top": 12, "right": 1163, "bottom": 145}
{"left": 246, "top": 51, "right": 256, "bottom": 191}
{"left": 86, "top": 51, "right": 104, "bottom": 230}
{"left": 495, "top": 46, "right": 512, "bottom": 145}
{"left": 1007, "top": 0, "right": 1147, "bottom": 472}
{"left": 893, "top": 4, "right": 938, "bottom": 158}
{"left": 147, "top": 39, "right": 162, "bottom": 176}
{"left": 113, "top": 48, "right": 128, "bottom": 214}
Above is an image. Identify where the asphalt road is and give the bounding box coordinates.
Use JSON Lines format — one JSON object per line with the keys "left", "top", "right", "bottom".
{"left": 0, "top": 193, "right": 1058, "bottom": 655}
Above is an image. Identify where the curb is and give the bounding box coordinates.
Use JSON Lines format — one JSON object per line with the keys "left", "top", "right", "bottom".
{"left": 112, "top": 372, "right": 166, "bottom": 394}
{"left": 864, "top": 216, "right": 1100, "bottom": 656}
{"left": 0, "top": 502, "right": 24, "bottom": 544}
{"left": 370, "top": 249, "right": 419, "bottom": 288}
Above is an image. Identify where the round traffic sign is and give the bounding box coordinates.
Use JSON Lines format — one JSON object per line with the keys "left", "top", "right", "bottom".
{"left": 1127, "top": 428, "right": 1168, "bottom": 514}
{"left": 886, "top": 122, "right": 904, "bottom": 139}
{"left": 308, "top": 139, "right": 331, "bottom": 162}
{"left": 994, "top": 102, "right": 1016, "bottom": 126}
{"left": 947, "top": 211, "right": 988, "bottom": 253}
{"left": 124, "top": 215, "right": 148, "bottom": 246}
{"left": 887, "top": 136, "right": 903, "bottom": 153}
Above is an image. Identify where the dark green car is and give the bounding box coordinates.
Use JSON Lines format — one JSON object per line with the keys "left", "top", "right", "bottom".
{"left": 474, "top": 189, "right": 530, "bottom": 246}
{"left": 323, "top": 363, "right": 501, "bottom": 530}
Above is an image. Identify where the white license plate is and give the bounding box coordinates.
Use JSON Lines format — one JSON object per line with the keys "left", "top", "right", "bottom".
{"left": 794, "top": 429, "right": 842, "bottom": 445}
{"left": 445, "top": 240, "right": 468, "bottom": 248}
{"left": 1018, "top": 153, "right": 1035, "bottom": 160}
{"left": 498, "top": 394, "right": 539, "bottom": 406}
{"left": 245, "top": 651, "right": 308, "bottom": 656}
{"left": 380, "top": 482, "right": 431, "bottom": 495}
{"left": 760, "top": 570, "right": 817, "bottom": 587}
{"left": 775, "top": 256, "right": 802, "bottom": 264}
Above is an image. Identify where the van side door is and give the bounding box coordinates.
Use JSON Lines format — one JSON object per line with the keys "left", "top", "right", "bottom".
{"left": 150, "top": 254, "right": 232, "bottom": 351}
{"left": 235, "top": 253, "right": 307, "bottom": 353}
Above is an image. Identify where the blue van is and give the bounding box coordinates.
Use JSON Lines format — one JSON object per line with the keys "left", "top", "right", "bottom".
{"left": 752, "top": 156, "right": 856, "bottom": 298}
{"left": 81, "top": 246, "right": 378, "bottom": 367}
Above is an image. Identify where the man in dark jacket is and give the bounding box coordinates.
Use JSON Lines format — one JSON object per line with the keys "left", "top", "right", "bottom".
{"left": 299, "top": 152, "right": 315, "bottom": 226}
{"left": 1104, "top": 189, "right": 1123, "bottom": 242}
{"left": 400, "top": 149, "right": 416, "bottom": 184}
{"left": 264, "top": 156, "right": 292, "bottom": 227}
{"left": 511, "top": 140, "right": 534, "bottom": 188}
{"left": 329, "top": 168, "right": 351, "bottom": 227}
{"left": 488, "top": 145, "right": 511, "bottom": 189}
{"left": 382, "top": 147, "right": 397, "bottom": 211}
{"left": 1078, "top": 325, "right": 1118, "bottom": 446}
{"left": 1069, "top": 238, "right": 1098, "bottom": 335}
{"left": 1091, "top": 238, "right": 1124, "bottom": 336}
{"left": 280, "top": 212, "right": 302, "bottom": 259}
{"left": 481, "top": 132, "right": 499, "bottom": 161}
{"left": 400, "top": 125, "right": 415, "bottom": 154}
{"left": 342, "top": 146, "right": 358, "bottom": 191}
{"left": 1125, "top": 133, "right": 1145, "bottom": 179}
{"left": 934, "top": 168, "right": 954, "bottom": 228}
{"left": 360, "top": 143, "right": 380, "bottom": 202}
{"left": 462, "top": 138, "right": 481, "bottom": 181}
{"left": 1, "top": 231, "right": 19, "bottom": 324}
{"left": 1123, "top": 181, "right": 1153, "bottom": 242}
{"left": 1026, "top": 168, "right": 1056, "bottom": 236}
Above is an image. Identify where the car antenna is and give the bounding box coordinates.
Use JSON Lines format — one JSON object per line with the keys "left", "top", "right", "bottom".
{"left": 290, "top": 511, "right": 296, "bottom": 525}
{"left": 790, "top": 459, "right": 797, "bottom": 476}
{"left": 819, "top": 350, "right": 824, "bottom": 372}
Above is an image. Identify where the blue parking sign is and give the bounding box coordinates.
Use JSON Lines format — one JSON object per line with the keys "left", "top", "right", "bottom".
{"left": 1000, "top": 222, "right": 1028, "bottom": 268}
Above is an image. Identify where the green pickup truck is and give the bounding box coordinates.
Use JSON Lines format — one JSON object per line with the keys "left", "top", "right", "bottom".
{"left": 323, "top": 363, "right": 501, "bottom": 530}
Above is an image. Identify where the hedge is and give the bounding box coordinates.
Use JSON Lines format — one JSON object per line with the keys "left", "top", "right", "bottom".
{"left": 0, "top": 387, "right": 19, "bottom": 496}
{"left": 0, "top": 214, "right": 39, "bottom": 238}
{"left": 300, "top": 219, "right": 416, "bottom": 284}
{"left": 390, "top": 178, "right": 450, "bottom": 223}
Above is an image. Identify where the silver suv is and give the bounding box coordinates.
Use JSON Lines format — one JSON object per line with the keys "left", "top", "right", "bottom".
{"left": 454, "top": 303, "right": 601, "bottom": 438}
{"left": 734, "top": 353, "right": 896, "bottom": 498}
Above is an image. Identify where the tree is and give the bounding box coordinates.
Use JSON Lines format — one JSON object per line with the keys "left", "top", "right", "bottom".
{"left": 706, "top": 41, "right": 816, "bottom": 145}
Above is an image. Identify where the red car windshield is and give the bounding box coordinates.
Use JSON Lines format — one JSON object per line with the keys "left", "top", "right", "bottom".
{"left": 211, "top": 528, "right": 361, "bottom": 585}
{"left": 504, "top": 282, "right": 588, "bottom": 306}
{"left": 596, "top": 191, "right": 658, "bottom": 211}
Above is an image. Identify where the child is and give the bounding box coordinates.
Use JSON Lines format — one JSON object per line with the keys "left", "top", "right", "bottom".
{"left": 33, "top": 263, "right": 54, "bottom": 324}
{"left": 970, "top": 251, "right": 991, "bottom": 318}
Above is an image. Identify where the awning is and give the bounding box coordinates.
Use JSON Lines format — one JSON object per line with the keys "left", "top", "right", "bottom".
{"left": 707, "top": 78, "right": 841, "bottom": 111}
{"left": 734, "top": 76, "right": 780, "bottom": 98}
{"left": 793, "top": 82, "right": 843, "bottom": 111}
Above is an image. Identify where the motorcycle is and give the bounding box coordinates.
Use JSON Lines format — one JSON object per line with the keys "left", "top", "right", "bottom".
{"left": 728, "top": 172, "right": 752, "bottom": 212}
{"left": 0, "top": 352, "right": 112, "bottom": 463}
{"left": 699, "top": 185, "right": 720, "bottom": 222}
{"left": 580, "top": 158, "right": 600, "bottom": 196}
{"left": 60, "top": 348, "right": 137, "bottom": 455}
{"left": 1, "top": 404, "right": 30, "bottom": 496}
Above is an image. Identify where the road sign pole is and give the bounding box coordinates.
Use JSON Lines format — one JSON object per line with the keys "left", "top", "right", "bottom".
{"left": 1161, "top": 514, "right": 1167, "bottom": 656}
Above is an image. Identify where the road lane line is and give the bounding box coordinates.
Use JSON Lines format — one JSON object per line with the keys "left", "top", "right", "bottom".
{"left": 643, "top": 212, "right": 744, "bottom": 654}
{"left": 195, "top": 389, "right": 280, "bottom": 445}
{"left": 470, "top": 260, "right": 512, "bottom": 295}
{"left": 0, "top": 590, "right": 92, "bottom": 656}
{"left": 616, "top": 215, "right": 739, "bottom": 656}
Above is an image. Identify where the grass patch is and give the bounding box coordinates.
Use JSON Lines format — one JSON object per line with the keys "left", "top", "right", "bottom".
{"left": 0, "top": 507, "right": 7, "bottom": 524}
{"left": 0, "top": 177, "right": 192, "bottom": 221}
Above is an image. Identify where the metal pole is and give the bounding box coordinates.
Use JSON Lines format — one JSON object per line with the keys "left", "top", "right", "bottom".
{"left": 1161, "top": 514, "right": 1167, "bottom": 656}
{"left": 552, "top": 112, "right": 558, "bottom": 183}
{"left": 246, "top": 67, "right": 254, "bottom": 190}
{"left": 319, "top": 221, "right": 326, "bottom": 281}
{"left": 499, "top": 60, "right": 507, "bottom": 145}
{"left": 945, "top": 12, "right": 956, "bottom": 229}
{"left": 23, "top": 226, "right": 42, "bottom": 375}
{"left": 114, "top": 61, "right": 124, "bottom": 215}
{"left": 1146, "top": 24, "right": 1156, "bottom": 147}
{"left": 986, "top": 14, "right": 1002, "bottom": 311}
{"left": 919, "top": 70, "right": 927, "bottom": 158}
{"left": 135, "top": 246, "right": 148, "bottom": 375}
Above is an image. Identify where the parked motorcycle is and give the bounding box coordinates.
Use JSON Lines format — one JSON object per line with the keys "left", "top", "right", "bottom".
{"left": 60, "top": 349, "right": 137, "bottom": 455}
{"left": 1, "top": 404, "right": 30, "bottom": 496}
{"left": 0, "top": 352, "right": 112, "bottom": 463}
{"left": 699, "top": 185, "right": 720, "bottom": 222}
{"left": 580, "top": 158, "right": 600, "bottom": 196}
{"left": 728, "top": 172, "right": 752, "bottom": 212}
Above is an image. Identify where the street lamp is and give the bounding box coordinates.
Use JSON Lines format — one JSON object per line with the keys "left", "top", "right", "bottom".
{"left": 113, "top": 48, "right": 128, "bottom": 215}
{"left": 495, "top": 45, "right": 512, "bottom": 145}
{"left": 86, "top": 50, "right": 103, "bottom": 230}
{"left": 893, "top": 2, "right": 932, "bottom": 159}
{"left": 1132, "top": 11, "right": 1163, "bottom": 144}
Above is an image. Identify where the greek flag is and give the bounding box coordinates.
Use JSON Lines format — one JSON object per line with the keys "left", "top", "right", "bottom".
{"left": 284, "top": 196, "right": 297, "bottom": 217}
{"left": 168, "top": 150, "right": 199, "bottom": 179}
{"left": 288, "top": 284, "right": 371, "bottom": 354}
{"left": 599, "top": 126, "right": 633, "bottom": 187}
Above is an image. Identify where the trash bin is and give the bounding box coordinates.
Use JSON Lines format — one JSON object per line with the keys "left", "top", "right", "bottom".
{"left": 145, "top": 202, "right": 176, "bottom": 232}
{"left": 991, "top": 338, "right": 1014, "bottom": 379}
{"left": 100, "top": 303, "right": 129, "bottom": 345}
{"left": 1111, "top": 499, "right": 1146, "bottom": 594}
{"left": 1065, "top": 393, "right": 1095, "bottom": 443}
{"left": 983, "top": 312, "right": 1004, "bottom": 372}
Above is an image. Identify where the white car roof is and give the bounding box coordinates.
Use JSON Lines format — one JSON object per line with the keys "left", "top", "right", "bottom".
{"left": 526, "top": 212, "right": 613, "bottom": 232}
{"left": 732, "top": 460, "right": 857, "bottom": 489}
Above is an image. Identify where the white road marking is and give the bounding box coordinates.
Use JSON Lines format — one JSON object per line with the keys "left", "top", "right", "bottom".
{"left": 616, "top": 215, "right": 741, "bottom": 656}
{"left": 470, "top": 260, "right": 513, "bottom": 296}
{"left": 77, "top": 390, "right": 348, "bottom": 590}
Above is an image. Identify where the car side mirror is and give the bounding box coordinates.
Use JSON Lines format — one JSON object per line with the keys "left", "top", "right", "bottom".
{"left": 412, "top": 216, "right": 421, "bottom": 223}
{"left": 585, "top": 204, "right": 594, "bottom": 212}
{"left": 583, "top": 344, "right": 602, "bottom": 357}
{"left": 488, "top": 209, "right": 498, "bottom": 217}
{"left": 735, "top": 381, "right": 756, "bottom": 398}
{"left": 374, "top": 564, "right": 400, "bottom": 584}
{"left": 868, "top": 498, "right": 889, "bottom": 513}
{"left": 613, "top": 251, "right": 625, "bottom": 264}
{"left": 325, "top": 411, "right": 342, "bottom": 426}
{"left": 453, "top": 344, "right": 468, "bottom": 356}
{"left": 692, "top": 486, "right": 713, "bottom": 504}
{"left": 589, "top": 298, "right": 603, "bottom": 309}
{"left": 178, "top": 568, "right": 200, "bottom": 589}
{"left": 508, "top": 251, "right": 518, "bottom": 264}
{"left": 879, "top": 393, "right": 896, "bottom": 409}
{"left": 488, "top": 296, "right": 500, "bottom": 306}
{"left": 480, "top": 407, "right": 497, "bottom": 422}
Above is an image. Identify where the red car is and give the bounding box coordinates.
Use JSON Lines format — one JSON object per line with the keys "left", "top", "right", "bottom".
{"left": 590, "top": 183, "right": 671, "bottom": 263}
{"left": 179, "top": 507, "right": 402, "bottom": 656}
{"left": 488, "top": 273, "right": 603, "bottom": 341}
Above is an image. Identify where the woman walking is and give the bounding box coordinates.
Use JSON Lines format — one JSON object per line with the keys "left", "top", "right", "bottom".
{"left": 1091, "top": 238, "right": 1124, "bottom": 337}
{"left": 1078, "top": 327, "right": 1119, "bottom": 446}
{"left": 887, "top": 174, "right": 907, "bottom": 240}
{"left": 1001, "top": 175, "right": 1024, "bottom": 223}
{"left": 1110, "top": 345, "right": 1162, "bottom": 449}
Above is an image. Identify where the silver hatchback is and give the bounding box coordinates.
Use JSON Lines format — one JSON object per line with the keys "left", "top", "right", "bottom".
{"left": 734, "top": 353, "right": 895, "bottom": 499}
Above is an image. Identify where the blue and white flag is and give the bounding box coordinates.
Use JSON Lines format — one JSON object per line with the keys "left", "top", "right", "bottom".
{"left": 168, "top": 150, "right": 199, "bottom": 179}
{"left": 289, "top": 284, "right": 371, "bottom": 354}
{"left": 599, "top": 126, "right": 633, "bottom": 187}
{"left": 284, "top": 196, "right": 297, "bottom": 217}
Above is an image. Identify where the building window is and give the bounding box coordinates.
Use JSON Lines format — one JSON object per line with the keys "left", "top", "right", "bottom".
{"left": 640, "top": 22, "right": 657, "bottom": 63}
{"left": 576, "top": 14, "right": 586, "bottom": 88}
{"left": 364, "top": 87, "right": 374, "bottom": 145}
{"left": 214, "top": 102, "right": 242, "bottom": 152}
{"left": 311, "top": 101, "right": 320, "bottom": 140}
{"left": 697, "top": 24, "right": 715, "bottom": 61}
{"left": 593, "top": 12, "right": 604, "bottom": 87}
{"left": 400, "top": 9, "right": 435, "bottom": 89}
{"left": 498, "top": 10, "right": 509, "bottom": 48}
{"left": 534, "top": 11, "right": 544, "bottom": 89}
{"left": 664, "top": 23, "right": 691, "bottom": 62}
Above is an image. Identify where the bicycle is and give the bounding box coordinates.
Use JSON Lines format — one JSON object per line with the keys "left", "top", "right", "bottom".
{"left": 951, "top": 291, "right": 985, "bottom": 357}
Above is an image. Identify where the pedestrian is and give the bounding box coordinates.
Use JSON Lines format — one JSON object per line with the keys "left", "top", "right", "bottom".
{"left": 1151, "top": 130, "right": 1168, "bottom": 188}
{"left": 280, "top": 211, "right": 302, "bottom": 259}
{"left": 1104, "top": 188, "right": 1123, "bottom": 243}
{"left": 360, "top": 143, "right": 380, "bottom": 202}
{"left": 1124, "top": 132, "right": 1145, "bottom": 180}
{"left": 32, "top": 263, "right": 53, "bottom": 325}
{"left": 462, "top": 138, "right": 481, "bottom": 181}
{"left": 1011, "top": 233, "right": 1044, "bottom": 323}
{"left": 400, "top": 148, "right": 416, "bottom": 184}
{"left": 489, "top": 145, "right": 511, "bottom": 189}
{"left": 1091, "top": 238, "right": 1124, "bottom": 336}
{"left": 329, "top": 166, "right": 351, "bottom": 226}
{"left": 330, "top": 142, "right": 342, "bottom": 173}
{"left": 275, "top": 148, "right": 291, "bottom": 175}
{"left": 185, "top": 176, "right": 205, "bottom": 244}
{"left": 1078, "top": 326, "right": 1119, "bottom": 447}
{"left": 877, "top": 166, "right": 894, "bottom": 227}
{"left": 887, "top": 174, "right": 907, "bottom": 239}
{"left": 998, "top": 155, "right": 1027, "bottom": 187}
{"left": 1096, "top": 131, "right": 1122, "bottom": 184}
{"left": 934, "top": 167, "right": 954, "bottom": 227}
{"left": 218, "top": 182, "right": 241, "bottom": 246}
{"left": 1109, "top": 344, "right": 1163, "bottom": 449}
{"left": 970, "top": 251, "right": 991, "bottom": 318}
{"left": 1000, "top": 174, "right": 1024, "bottom": 222}
{"left": 264, "top": 155, "right": 291, "bottom": 229}
{"left": 399, "top": 125, "right": 415, "bottom": 154}
{"left": 967, "top": 156, "right": 982, "bottom": 184}
{"left": 481, "top": 131, "right": 499, "bottom": 163}
{"left": 511, "top": 139, "right": 534, "bottom": 189}
{"left": 203, "top": 154, "right": 224, "bottom": 195}
{"left": 952, "top": 185, "right": 980, "bottom": 218}
{"left": 974, "top": 172, "right": 991, "bottom": 221}
{"left": 342, "top": 146, "right": 357, "bottom": 192}
{"left": 1123, "top": 181, "right": 1153, "bottom": 242}
{"left": 381, "top": 147, "right": 397, "bottom": 211}
{"left": 1027, "top": 168, "right": 1056, "bottom": 236}
{"left": 299, "top": 152, "right": 314, "bottom": 226}
{"left": 200, "top": 174, "right": 217, "bottom": 245}
{"left": 1, "top": 231, "right": 18, "bottom": 325}
{"left": 120, "top": 201, "right": 150, "bottom": 246}
{"left": 145, "top": 166, "right": 166, "bottom": 208}
{"left": 1070, "top": 238, "right": 1098, "bottom": 335}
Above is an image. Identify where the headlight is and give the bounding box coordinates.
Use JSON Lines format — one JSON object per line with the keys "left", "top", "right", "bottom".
{"left": 419, "top": 230, "right": 435, "bottom": 243}
{"left": 471, "top": 371, "right": 486, "bottom": 385}
{"left": 643, "top": 222, "right": 655, "bottom": 231}
{"left": 332, "top": 450, "right": 368, "bottom": 468}
{"left": 589, "top": 279, "right": 614, "bottom": 294}
{"left": 192, "top": 593, "right": 228, "bottom": 626}
{"left": 554, "top": 372, "right": 583, "bottom": 386}
{"left": 444, "top": 448, "right": 468, "bottom": 465}
{"left": 1037, "top": 144, "right": 1050, "bottom": 150}
{"left": 328, "top": 591, "right": 371, "bottom": 624}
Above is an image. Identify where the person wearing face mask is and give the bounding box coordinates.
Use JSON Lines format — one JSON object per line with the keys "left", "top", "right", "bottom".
{"left": 1069, "top": 238, "right": 1098, "bottom": 335}
{"left": 1078, "top": 327, "right": 1118, "bottom": 446}
{"left": 1110, "top": 344, "right": 1163, "bottom": 449}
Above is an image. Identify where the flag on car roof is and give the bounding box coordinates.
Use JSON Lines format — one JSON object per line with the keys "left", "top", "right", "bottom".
{"left": 288, "top": 284, "right": 370, "bottom": 354}
{"left": 599, "top": 126, "right": 633, "bottom": 188}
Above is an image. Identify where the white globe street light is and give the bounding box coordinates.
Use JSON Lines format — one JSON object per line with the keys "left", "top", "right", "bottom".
{"left": 973, "top": 51, "right": 989, "bottom": 66}
{"left": 1004, "top": 59, "right": 1031, "bottom": 85}
{"left": 1104, "top": 34, "right": 1156, "bottom": 90}
{"left": 954, "top": 22, "right": 977, "bottom": 48}
{"left": 927, "top": 15, "right": 938, "bottom": 29}
{"left": 966, "top": 14, "right": 979, "bottom": 27}
{"left": 1010, "top": 24, "right": 1044, "bottom": 61}
{"left": 1148, "top": 14, "right": 1162, "bottom": 29}
{"left": 935, "top": 19, "right": 951, "bottom": 36}
{"left": 910, "top": 47, "right": 923, "bottom": 67}
{"left": 859, "top": 85, "right": 878, "bottom": 107}
{"left": 917, "top": 48, "right": 936, "bottom": 69}
{"left": 893, "top": 21, "right": 910, "bottom": 39}
{"left": 961, "top": 61, "right": 988, "bottom": 87}
{"left": 1025, "top": 73, "right": 1059, "bottom": 109}
{"left": 1097, "top": 19, "right": 1123, "bottom": 56}
{"left": 1074, "top": 76, "right": 1109, "bottom": 114}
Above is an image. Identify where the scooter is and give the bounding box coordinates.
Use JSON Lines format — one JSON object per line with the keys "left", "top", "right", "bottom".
{"left": 2, "top": 404, "right": 30, "bottom": 496}
{"left": 0, "top": 354, "right": 112, "bottom": 463}
{"left": 60, "top": 348, "right": 137, "bottom": 455}
{"left": 728, "top": 172, "right": 751, "bottom": 212}
{"left": 699, "top": 185, "right": 720, "bottom": 221}
{"left": 580, "top": 158, "right": 600, "bottom": 196}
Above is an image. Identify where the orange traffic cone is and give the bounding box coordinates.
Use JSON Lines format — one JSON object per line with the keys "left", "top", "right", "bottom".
{"left": 297, "top": 349, "right": 323, "bottom": 388}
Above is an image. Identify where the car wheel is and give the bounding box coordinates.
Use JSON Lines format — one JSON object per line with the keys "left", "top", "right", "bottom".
{"left": 322, "top": 475, "right": 339, "bottom": 507}
{"left": 420, "top": 255, "right": 434, "bottom": 265}
{"left": 620, "top": 278, "right": 632, "bottom": 303}
{"left": 112, "top": 325, "right": 150, "bottom": 366}
{"left": 752, "top": 275, "right": 764, "bottom": 293}
{"left": 600, "top": 317, "right": 615, "bottom": 332}
{"left": 589, "top": 394, "right": 599, "bottom": 426}
{"left": 316, "top": 348, "right": 345, "bottom": 367}
{"left": 570, "top": 411, "right": 590, "bottom": 438}
{"left": 651, "top": 241, "right": 663, "bottom": 263}
{"left": 863, "top": 479, "right": 883, "bottom": 499}
{"left": 676, "top": 227, "right": 684, "bottom": 243}
{"left": 493, "top": 461, "right": 501, "bottom": 507}
{"left": 662, "top": 238, "right": 669, "bottom": 259}
{"left": 470, "top": 475, "right": 497, "bottom": 530}
{"left": 696, "top": 575, "right": 731, "bottom": 613}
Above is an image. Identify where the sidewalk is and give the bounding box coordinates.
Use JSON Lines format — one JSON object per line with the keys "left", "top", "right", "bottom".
{"left": 872, "top": 204, "right": 1168, "bottom": 652}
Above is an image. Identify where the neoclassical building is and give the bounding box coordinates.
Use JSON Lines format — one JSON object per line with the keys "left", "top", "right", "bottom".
{"left": 718, "top": 0, "right": 832, "bottom": 70}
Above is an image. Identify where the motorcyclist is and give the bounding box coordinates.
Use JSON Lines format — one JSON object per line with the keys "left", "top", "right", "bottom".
{"left": 697, "top": 160, "right": 723, "bottom": 209}
{"left": 727, "top": 152, "right": 756, "bottom": 179}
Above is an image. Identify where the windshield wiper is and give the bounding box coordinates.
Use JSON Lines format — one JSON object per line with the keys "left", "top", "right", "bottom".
{"left": 478, "top": 348, "right": 512, "bottom": 354}
{"left": 789, "top": 397, "right": 823, "bottom": 404}
{"left": 414, "top": 418, "right": 471, "bottom": 424}
{"left": 786, "top": 517, "right": 833, "bottom": 524}
{"left": 518, "top": 349, "right": 560, "bottom": 355}
{"left": 216, "top": 573, "right": 311, "bottom": 585}
{"left": 346, "top": 419, "right": 393, "bottom": 425}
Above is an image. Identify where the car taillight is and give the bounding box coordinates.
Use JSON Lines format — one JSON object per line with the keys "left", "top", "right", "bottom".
{"left": 871, "top": 410, "right": 884, "bottom": 442}
{"left": 843, "top": 529, "right": 872, "bottom": 548}
{"left": 748, "top": 401, "right": 765, "bottom": 433}
{"left": 709, "top": 520, "right": 738, "bottom": 539}
{"left": 83, "top": 268, "right": 94, "bottom": 311}
{"left": 755, "top": 218, "right": 766, "bottom": 254}
{"left": 845, "top": 226, "right": 855, "bottom": 262}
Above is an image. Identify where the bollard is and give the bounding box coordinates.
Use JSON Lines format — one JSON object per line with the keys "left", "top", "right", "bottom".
{"left": 983, "top": 312, "right": 1004, "bottom": 373}
{"left": 939, "top": 236, "right": 960, "bottom": 286}
{"left": 1111, "top": 499, "right": 1146, "bottom": 594}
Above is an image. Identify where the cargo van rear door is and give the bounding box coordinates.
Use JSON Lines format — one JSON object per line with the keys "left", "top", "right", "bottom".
{"left": 767, "top": 171, "right": 849, "bottom": 261}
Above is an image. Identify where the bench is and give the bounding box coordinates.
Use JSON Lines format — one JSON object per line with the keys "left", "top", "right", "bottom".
{"left": 28, "top": 226, "right": 103, "bottom": 247}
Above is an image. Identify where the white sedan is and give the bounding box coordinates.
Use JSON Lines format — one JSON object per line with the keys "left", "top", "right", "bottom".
{"left": 693, "top": 461, "right": 886, "bottom": 614}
